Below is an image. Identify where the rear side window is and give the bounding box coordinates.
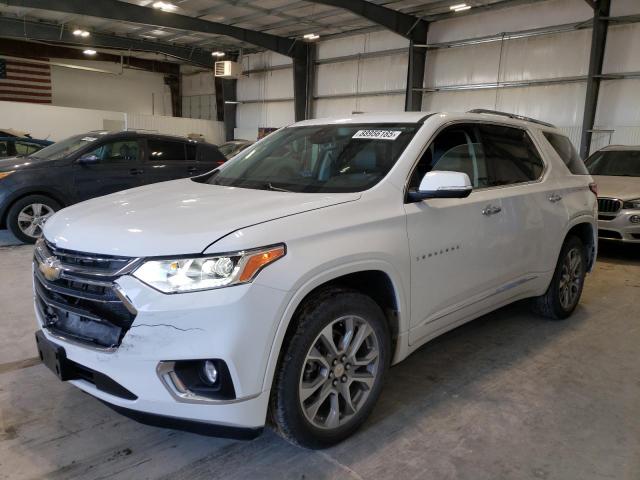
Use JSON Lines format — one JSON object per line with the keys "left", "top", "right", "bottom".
{"left": 197, "top": 144, "right": 226, "bottom": 164}
{"left": 148, "top": 139, "right": 186, "bottom": 161}
{"left": 543, "top": 132, "right": 589, "bottom": 175}
{"left": 186, "top": 143, "right": 197, "bottom": 161}
{"left": 479, "top": 125, "right": 544, "bottom": 186}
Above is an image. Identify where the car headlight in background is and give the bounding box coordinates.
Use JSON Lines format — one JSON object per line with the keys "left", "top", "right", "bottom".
{"left": 0, "top": 171, "right": 14, "bottom": 180}
{"left": 132, "top": 244, "right": 285, "bottom": 293}
{"left": 622, "top": 198, "right": 640, "bottom": 210}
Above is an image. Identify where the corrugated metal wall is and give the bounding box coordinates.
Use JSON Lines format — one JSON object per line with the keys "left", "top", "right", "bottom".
{"left": 234, "top": 0, "right": 640, "bottom": 151}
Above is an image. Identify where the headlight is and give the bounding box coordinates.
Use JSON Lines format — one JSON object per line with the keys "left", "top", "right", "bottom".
{"left": 623, "top": 198, "right": 640, "bottom": 210}
{"left": 0, "top": 171, "right": 14, "bottom": 180}
{"left": 132, "top": 244, "right": 285, "bottom": 293}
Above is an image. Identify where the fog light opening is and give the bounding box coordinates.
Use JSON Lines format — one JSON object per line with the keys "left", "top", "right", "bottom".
{"left": 202, "top": 360, "right": 219, "bottom": 385}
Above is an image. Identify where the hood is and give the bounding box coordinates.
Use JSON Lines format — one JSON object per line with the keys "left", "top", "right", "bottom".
{"left": 44, "top": 178, "right": 360, "bottom": 256}
{"left": 592, "top": 175, "right": 640, "bottom": 201}
{"left": 0, "top": 155, "right": 56, "bottom": 172}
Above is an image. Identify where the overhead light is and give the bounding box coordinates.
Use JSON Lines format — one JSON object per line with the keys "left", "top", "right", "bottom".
{"left": 224, "top": 100, "right": 241, "bottom": 104}
{"left": 73, "top": 29, "right": 90, "bottom": 37}
{"left": 83, "top": 49, "right": 97, "bottom": 56}
{"left": 211, "top": 51, "right": 225, "bottom": 57}
{"left": 152, "top": 1, "right": 176, "bottom": 11}
{"left": 450, "top": 3, "right": 471, "bottom": 12}
{"left": 303, "top": 33, "right": 320, "bottom": 41}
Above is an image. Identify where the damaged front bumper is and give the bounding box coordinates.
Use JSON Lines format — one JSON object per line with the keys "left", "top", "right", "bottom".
{"left": 34, "top": 271, "right": 289, "bottom": 435}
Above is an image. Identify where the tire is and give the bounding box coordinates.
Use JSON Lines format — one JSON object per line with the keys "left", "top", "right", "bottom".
{"left": 533, "top": 235, "right": 587, "bottom": 320}
{"left": 7, "top": 195, "right": 60, "bottom": 244}
{"left": 270, "top": 287, "right": 391, "bottom": 449}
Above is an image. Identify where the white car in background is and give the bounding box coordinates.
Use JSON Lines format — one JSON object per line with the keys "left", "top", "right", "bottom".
{"left": 33, "top": 110, "right": 597, "bottom": 448}
{"left": 585, "top": 145, "right": 640, "bottom": 243}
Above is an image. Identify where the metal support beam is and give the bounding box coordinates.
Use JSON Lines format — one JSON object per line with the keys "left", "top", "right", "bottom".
{"left": 405, "top": 40, "right": 426, "bottom": 111}
{"left": 293, "top": 43, "right": 315, "bottom": 121}
{"left": 222, "top": 79, "right": 237, "bottom": 141}
{"left": 0, "top": 17, "right": 214, "bottom": 67}
{"left": 5, "top": 0, "right": 306, "bottom": 58}
{"left": 580, "top": 0, "right": 610, "bottom": 158}
{"left": 306, "top": 0, "right": 428, "bottom": 112}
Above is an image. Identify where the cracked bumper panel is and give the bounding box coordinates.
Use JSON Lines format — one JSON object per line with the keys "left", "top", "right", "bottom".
{"left": 598, "top": 210, "right": 640, "bottom": 243}
{"left": 35, "top": 276, "right": 290, "bottom": 429}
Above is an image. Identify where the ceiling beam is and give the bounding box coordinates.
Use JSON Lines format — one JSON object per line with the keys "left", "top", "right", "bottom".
{"left": 0, "top": 37, "right": 181, "bottom": 74}
{"left": 4, "top": 0, "right": 306, "bottom": 58}
{"left": 0, "top": 17, "right": 214, "bottom": 67}
{"left": 305, "top": 0, "right": 428, "bottom": 41}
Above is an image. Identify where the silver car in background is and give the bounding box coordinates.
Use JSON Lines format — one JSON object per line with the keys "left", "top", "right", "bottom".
{"left": 586, "top": 146, "right": 640, "bottom": 243}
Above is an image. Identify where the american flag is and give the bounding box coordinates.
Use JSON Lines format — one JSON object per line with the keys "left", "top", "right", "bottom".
{"left": 0, "top": 58, "right": 52, "bottom": 104}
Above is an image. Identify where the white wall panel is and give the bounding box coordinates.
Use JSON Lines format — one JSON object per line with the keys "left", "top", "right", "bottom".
{"left": 317, "top": 30, "right": 407, "bottom": 60}
{"left": 358, "top": 55, "right": 408, "bottom": 93}
{"left": 237, "top": 101, "right": 294, "bottom": 131}
{"left": 423, "top": 83, "right": 586, "bottom": 127}
{"left": 314, "top": 94, "right": 404, "bottom": 118}
{"left": 499, "top": 30, "right": 591, "bottom": 81}
{"left": 316, "top": 62, "right": 359, "bottom": 96}
{"left": 428, "top": 0, "right": 592, "bottom": 44}
{"left": 238, "top": 68, "right": 293, "bottom": 101}
{"left": 240, "top": 51, "right": 292, "bottom": 71}
{"left": 182, "top": 71, "right": 215, "bottom": 96}
{"left": 603, "top": 24, "right": 640, "bottom": 74}
{"left": 495, "top": 83, "right": 586, "bottom": 126}
{"left": 611, "top": 0, "right": 640, "bottom": 16}
{"left": 127, "top": 113, "right": 224, "bottom": 144}
{"left": 426, "top": 43, "right": 501, "bottom": 87}
{"left": 595, "top": 79, "right": 640, "bottom": 126}
{"left": 50, "top": 59, "right": 171, "bottom": 115}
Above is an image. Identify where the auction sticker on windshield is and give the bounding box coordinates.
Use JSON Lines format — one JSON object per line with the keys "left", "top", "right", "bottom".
{"left": 352, "top": 130, "right": 402, "bottom": 141}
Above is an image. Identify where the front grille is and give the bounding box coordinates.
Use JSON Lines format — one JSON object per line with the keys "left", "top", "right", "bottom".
{"left": 598, "top": 197, "right": 622, "bottom": 214}
{"left": 34, "top": 239, "right": 139, "bottom": 349}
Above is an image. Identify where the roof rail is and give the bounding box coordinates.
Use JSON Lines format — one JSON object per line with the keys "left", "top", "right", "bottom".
{"left": 467, "top": 109, "right": 556, "bottom": 128}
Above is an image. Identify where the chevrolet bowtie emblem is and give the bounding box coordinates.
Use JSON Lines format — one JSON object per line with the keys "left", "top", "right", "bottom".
{"left": 39, "top": 256, "right": 62, "bottom": 282}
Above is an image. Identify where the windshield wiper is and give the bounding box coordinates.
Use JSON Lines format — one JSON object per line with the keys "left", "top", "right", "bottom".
{"left": 266, "top": 182, "right": 293, "bottom": 192}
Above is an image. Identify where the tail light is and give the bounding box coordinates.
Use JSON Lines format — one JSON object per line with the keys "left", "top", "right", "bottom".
{"left": 589, "top": 183, "right": 598, "bottom": 196}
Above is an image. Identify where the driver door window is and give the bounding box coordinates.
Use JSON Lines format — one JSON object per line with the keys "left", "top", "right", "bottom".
{"left": 409, "top": 126, "right": 489, "bottom": 190}
{"left": 87, "top": 140, "right": 139, "bottom": 162}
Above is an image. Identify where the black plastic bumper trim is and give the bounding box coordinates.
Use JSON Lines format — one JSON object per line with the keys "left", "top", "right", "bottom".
{"left": 98, "top": 400, "right": 264, "bottom": 440}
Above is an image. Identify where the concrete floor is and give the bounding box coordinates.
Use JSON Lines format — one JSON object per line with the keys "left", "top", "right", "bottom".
{"left": 0, "top": 234, "right": 638, "bottom": 480}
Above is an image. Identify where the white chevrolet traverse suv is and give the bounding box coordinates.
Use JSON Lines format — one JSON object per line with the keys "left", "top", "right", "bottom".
{"left": 34, "top": 111, "right": 597, "bottom": 448}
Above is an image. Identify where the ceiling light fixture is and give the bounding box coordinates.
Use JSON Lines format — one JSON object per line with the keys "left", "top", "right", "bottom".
{"left": 450, "top": 3, "right": 471, "bottom": 12}
{"left": 303, "top": 33, "right": 320, "bottom": 41}
{"left": 152, "top": 1, "right": 177, "bottom": 11}
{"left": 73, "top": 29, "right": 90, "bottom": 37}
{"left": 211, "top": 51, "right": 226, "bottom": 57}
{"left": 83, "top": 49, "right": 97, "bottom": 56}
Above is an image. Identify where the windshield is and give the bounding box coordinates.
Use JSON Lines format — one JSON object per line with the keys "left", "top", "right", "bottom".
{"left": 586, "top": 150, "right": 640, "bottom": 177}
{"left": 199, "top": 123, "right": 420, "bottom": 193}
{"left": 31, "top": 133, "right": 103, "bottom": 161}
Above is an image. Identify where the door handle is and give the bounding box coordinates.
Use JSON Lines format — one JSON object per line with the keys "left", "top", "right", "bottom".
{"left": 129, "top": 168, "right": 144, "bottom": 175}
{"left": 482, "top": 204, "right": 502, "bottom": 216}
{"left": 548, "top": 193, "right": 563, "bottom": 203}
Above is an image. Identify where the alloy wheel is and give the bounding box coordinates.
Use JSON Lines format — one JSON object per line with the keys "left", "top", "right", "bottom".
{"left": 558, "top": 247, "right": 582, "bottom": 310}
{"left": 17, "top": 203, "right": 55, "bottom": 239}
{"left": 298, "top": 315, "right": 380, "bottom": 430}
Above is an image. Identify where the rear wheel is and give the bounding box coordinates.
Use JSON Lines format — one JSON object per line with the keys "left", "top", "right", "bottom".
{"left": 271, "top": 288, "right": 390, "bottom": 449}
{"left": 533, "top": 235, "right": 587, "bottom": 320}
{"left": 7, "top": 195, "right": 60, "bottom": 244}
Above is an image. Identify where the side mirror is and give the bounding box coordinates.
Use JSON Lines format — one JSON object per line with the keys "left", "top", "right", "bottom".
{"left": 77, "top": 154, "right": 100, "bottom": 165}
{"left": 409, "top": 171, "right": 472, "bottom": 201}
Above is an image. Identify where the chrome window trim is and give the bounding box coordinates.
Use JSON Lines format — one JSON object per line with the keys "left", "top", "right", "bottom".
{"left": 404, "top": 119, "right": 549, "bottom": 201}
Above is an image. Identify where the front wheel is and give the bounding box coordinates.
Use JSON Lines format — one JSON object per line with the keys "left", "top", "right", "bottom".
{"left": 271, "top": 288, "right": 390, "bottom": 449}
{"left": 7, "top": 195, "right": 60, "bottom": 244}
{"left": 533, "top": 235, "right": 587, "bottom": 320}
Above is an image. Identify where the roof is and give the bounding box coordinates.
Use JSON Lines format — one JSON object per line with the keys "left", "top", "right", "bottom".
{"left": 0, "top": 0, "right": 532, "bottom": 59}
{"left": 81, "top": 130, "right": 215, "bottom": 145}
{"left": 292, "top": 111, "right": 561, "bottom": 130}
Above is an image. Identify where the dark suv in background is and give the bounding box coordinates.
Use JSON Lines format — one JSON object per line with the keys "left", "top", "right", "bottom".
{"left": 0, "top": 131, "right": 226, "bottom": 243}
